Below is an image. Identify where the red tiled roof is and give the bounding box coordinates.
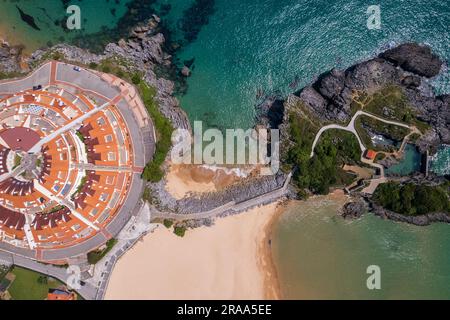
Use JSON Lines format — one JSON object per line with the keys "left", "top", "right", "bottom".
{"left": 0, "top": 127, "right": 40, "bottom": 151}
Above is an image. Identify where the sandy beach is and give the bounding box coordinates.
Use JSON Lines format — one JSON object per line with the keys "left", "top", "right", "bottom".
{"left": 105, "top": 202, "right": 283, "bottom": 300}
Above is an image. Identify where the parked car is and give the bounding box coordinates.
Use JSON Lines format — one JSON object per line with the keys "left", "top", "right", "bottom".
{"left": 73, "top": 66, "right": 81, "bottom": 72}
{"left": 32, "top": 85, "right": 42, "bottom": 90}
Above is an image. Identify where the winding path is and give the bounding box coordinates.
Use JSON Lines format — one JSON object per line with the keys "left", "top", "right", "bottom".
{"left": 309, "top": 110, "right": 417, "bottom": 195}
{"left": 310, "top": 110, "right": 412, "bottom": 158}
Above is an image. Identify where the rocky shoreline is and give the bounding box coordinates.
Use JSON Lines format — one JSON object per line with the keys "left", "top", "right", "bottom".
{"left": 257, "top": 42, "right": 450, "bottom": 226}
{"left": 259, "top": 43, "right": 449, "bottom": 154}
{"left": 0, "top": 15, "right": 191, "bottom": 132}
{"left": 371, "top": 203, "right": 450, "bottom": 226}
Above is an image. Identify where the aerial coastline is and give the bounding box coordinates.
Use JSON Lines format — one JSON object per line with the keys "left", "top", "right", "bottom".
{"left": 0, "top": 1, "right": 448, "bottom": 301}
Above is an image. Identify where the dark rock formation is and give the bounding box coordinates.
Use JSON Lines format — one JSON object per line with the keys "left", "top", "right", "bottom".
{"left": 380, "top": 43, "right": 443, "bottom": 78}
{"left": 0, "top": 41, "right": 24, "bottom": 74}
{"left": 372, "top": 204, "right": 450, "bottom": 226}
{"left": 16, "top": 6, "right": 40, "bottom": 31}
{"left": 341, "top": 200, "right": 367, "bottom": 219}
{"left": 181, "top": 65, "right": 191, "bottom": 77}
{"left": 281, "top": 43, "right": 449, "bottom": 151}
{"left": 316, "top": 68, "right": 345, "bottom": 101}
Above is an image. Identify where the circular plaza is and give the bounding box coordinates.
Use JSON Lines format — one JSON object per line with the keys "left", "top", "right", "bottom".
{"left": 0, "top": 61, "right": 153, "bottom": 263}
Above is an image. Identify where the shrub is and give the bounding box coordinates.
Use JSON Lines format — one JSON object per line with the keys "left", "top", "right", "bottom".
{"left": 131, "top": 73, "right": 142, "bottom": 85}
{"left": 174, "top": 226, "right": 186, "bottom": 237}
{"left": 163, "top": 219, "right": 174, "bottom": 228}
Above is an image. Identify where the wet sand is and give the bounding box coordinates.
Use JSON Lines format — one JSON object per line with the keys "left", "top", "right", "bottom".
{"left": 165, "top": 163, "right": 255, "bottom": 199}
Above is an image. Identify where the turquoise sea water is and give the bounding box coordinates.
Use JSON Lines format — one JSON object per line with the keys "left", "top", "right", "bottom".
{"left": 385, "top": 144, "right": 422, "bottom": 176}
{"left": 0, "top": 0, "right": 449, "bottom": 299}
{"left": 0, "top": 0, "right": 133, "bottom": 50}
{"left": 171, "top": 0, "right": 450, "bottom": 130}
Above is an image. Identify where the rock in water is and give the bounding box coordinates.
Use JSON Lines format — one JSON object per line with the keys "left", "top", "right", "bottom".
{"left": 380, "top": 43, "right": 443, "bottom": 78}
{"left": 181, "top": 66, "right": 191, "bottom": 77}
{"left": 16, "top": 6, "right": 41, "bottom": 31}
{"left": 341, "top": 200, "right": 367, "bottom": 219}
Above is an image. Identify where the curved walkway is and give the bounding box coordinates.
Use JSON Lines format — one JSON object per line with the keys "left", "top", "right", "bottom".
{"left": 310, "top": 110, "right": 412, "bottom": 158}
{"left": 310, "top": 110, "right": 417, "bottom": 195}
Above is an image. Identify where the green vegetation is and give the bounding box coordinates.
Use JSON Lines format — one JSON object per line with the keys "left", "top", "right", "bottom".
{"left": 87, "top": 239, "right": 118, "bottom": 265}
{"left": 75, "top": 130, "right": 85, "bottom": 143}
{"left": 76, "top": 176, "right": 87, "bottom": 194}
{"left": 163, "top": 219, "right": 174, "bottom": 228}
{"left": 88, "top": 62, "right": 98, "bottom": 69}
{"left": 131, "top": 73, "right": 142, "bottom": 85}
{"left": 375, "top": 153, "right": 386, "bottom": 162}
{"left": 46, "top": 205, "right": 66, "bottom": 214}
{"left": 7, "top": 266, "right": 64, "bottom": 300}
{"left": 0, "top": 265, "right": 10, "bottom": 280}
{"left": 13, "top": 154, "right": 22, "bottom": 169}
{"left": 408, "top": 133, "right": 421, "bottom": 144}
{"left": 361, "top": 86, "right": 430, "bottom": 133}
{"left": 138, "top": 82, "right": 174, "bottom": 182}
{"left": 373, "top": 181, "right": 450, "bottom": 216}
{"left": 286, "top": 110, "right": 361, "bottom": 195}
{"left": 0, "top": 71, "right": 22, "bottom": 80}
{"left": 174, "top": 226, "right": 186, "bottom": 237}
{"left": 355, "top": 115, "right": 409, "bottom": 152}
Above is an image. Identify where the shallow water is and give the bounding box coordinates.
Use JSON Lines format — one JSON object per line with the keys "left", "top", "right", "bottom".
{"left": 272, "top": 196, "right": 450, "bottom": 299}
{"left": 385, "top": 144, "right": 422, "bottom": 176}
{"left": 0, "top": 0, "right": 133, "bottom": 51}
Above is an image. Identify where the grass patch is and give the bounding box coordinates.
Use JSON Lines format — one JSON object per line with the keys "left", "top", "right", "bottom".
{"left": 12, "top": 154, "right": 22, "bottom": 169}
{"left": 87, "top": 239, "right": 118, "bottom": 265}
{"left": 363, "top": 85, "right": 430, "bottom": 133}
{"left": 137, "top": 82, "right": 174, "bottom": 182}
{"left": 8, "top": 266, "right": 64, "bottom": 300}
{"left": 355, "top": 115, "right": 409, "bottom": 152}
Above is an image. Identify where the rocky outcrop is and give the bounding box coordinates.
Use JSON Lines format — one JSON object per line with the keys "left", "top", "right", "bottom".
{"left": 0, "top": 41, "right": 24, "bottom": 74}
{"left": 27, "top": 15, "right": 191, "bottom": 132}
{"left": 278, "top": 43, "right": 449, "bottom": 151}
{"left": 379, "top": 43, "right": 443, "bottom": 78}
{"left": 372, "top": 204, "right": 450, "bottom": 226}
{"left": 149, "top": 172, "right": 288, "bottom": 215}
{"left": 103, "top": 16, "right": 190, "bottom": 131}
{"left": 341, "top": 200, "right": 367, "bottom": 219}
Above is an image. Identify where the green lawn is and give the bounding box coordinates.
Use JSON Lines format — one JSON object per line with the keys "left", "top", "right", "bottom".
{"left": 8, "top": 266, "right": 64, "bottom": 300}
